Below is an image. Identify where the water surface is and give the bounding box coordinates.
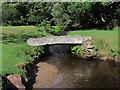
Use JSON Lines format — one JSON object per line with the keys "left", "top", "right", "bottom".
{"left": 36, "top": 45, "right": 120, "bottom": 88}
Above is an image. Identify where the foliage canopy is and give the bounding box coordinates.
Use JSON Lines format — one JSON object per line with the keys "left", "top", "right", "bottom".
{"left": 2, "top": 2, "right": 120, "bottom": 30}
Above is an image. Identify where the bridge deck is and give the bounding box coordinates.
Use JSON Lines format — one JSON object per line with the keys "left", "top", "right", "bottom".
{"left": 27, "top": 35, "right": 92, "bottom": 46}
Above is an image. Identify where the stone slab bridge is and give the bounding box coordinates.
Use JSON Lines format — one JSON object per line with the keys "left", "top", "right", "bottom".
{"left": 27, "top": 35, "right": 92, "bottom": 46}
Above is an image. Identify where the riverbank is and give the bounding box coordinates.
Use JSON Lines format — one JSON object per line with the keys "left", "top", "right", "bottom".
{"left": 33, "top": 62, "right": 58, "bottom": 88}
{"left": 1, "top": 26, "right": 48, "bottom": 88}
{"left": 68, "top": 27, "right": 119, "bottom": 62}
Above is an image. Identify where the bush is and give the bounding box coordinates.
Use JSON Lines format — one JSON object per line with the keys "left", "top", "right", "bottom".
{"left": 71, "top": 45, "right": 82, "bottom": 54}
{"left": 2, "top": 7, "right": 20, "bottom": 26}
{"left": 36, "top": 24, "right": 61, "bottom": 35}
{"left": 30, "top": 46, "right": 45, "bottom": 60}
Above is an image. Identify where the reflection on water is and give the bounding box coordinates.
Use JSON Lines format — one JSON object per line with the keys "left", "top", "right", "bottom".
{"left": 39, "top": 45, "right": 120, "bottom": 88}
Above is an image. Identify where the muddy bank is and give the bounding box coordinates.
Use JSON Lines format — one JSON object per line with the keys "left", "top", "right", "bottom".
{"left": 33, "top": 62, "right": 58, "bottom": 88}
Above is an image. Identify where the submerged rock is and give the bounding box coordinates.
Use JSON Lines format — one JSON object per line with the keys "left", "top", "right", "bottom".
{"left": 2, "top": 75, "right": 18, "bottom": 90}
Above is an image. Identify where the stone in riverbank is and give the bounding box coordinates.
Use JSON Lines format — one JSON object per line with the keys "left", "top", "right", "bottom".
{"left": 72, "top": 41, "right": 117, "bottom": 61}
{"left": 82, "top": 41, "right": 95, "bottom": 49}
{"left": 2, "top": 75, "right": 18, "bottom": 89}
{"left": 76, "top": 41, "right": 97, "bottom": 59}
{"left": 6, "top": 75, "right": 25, "bottom": 89}
{"left": 99, "top": 55, "right": 115, "bottom": 61}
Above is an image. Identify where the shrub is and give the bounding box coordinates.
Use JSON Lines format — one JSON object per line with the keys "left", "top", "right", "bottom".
{"left": 36, "top": 24, "right": 61, "bottom": 35}
{"left": 71, "top": 45, "right": 82, "bottom": 54}
{"left": 30, "top": 46, "right": 45, "bottom": 60}
{"left": 111, "top": 49, "right": 118, "bottom": 56}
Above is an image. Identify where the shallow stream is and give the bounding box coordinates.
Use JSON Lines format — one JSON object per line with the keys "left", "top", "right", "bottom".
{"left": 33, "top": 45, "right": 120, "bottom": 88}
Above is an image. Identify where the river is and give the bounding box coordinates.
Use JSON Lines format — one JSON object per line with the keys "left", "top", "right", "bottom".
{"left": 32, "top": 45, "right": 120, "bottom": 88}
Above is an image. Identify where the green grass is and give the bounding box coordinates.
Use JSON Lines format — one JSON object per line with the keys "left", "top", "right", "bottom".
{"left": 2, "top": 26, "right": 53, "bottom": 36}
{"left": 68, "top": 27, "right": 119, "bottom": 51}
{"left": 2, "top": 26, "right": 55, "bottom": 36}
{"left": 1, "top": 42, "right": 45, "bottom": 79}
{"left": 1, "top": 26, "right": 37, "bottom": 34}
{"left": 2, "top": 43, "right": 29, "bottom": 76}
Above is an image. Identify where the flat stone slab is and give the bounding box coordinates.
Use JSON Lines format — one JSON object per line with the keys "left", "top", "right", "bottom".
{"left": 27, "top": 35, "right": 92, "bottom": 46}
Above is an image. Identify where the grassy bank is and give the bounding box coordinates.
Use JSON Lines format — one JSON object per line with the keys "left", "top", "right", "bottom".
{"left": 1, "top": 26, "right": 50, "bottom": 79}
{"left": 2, "top": 43, "right": 29, "bottom": 76}
{"left": 68, "top": 27, "right": 119, "bottom": 58}
{"left": 2, "top": 43, "right": 45, "bottom": 77}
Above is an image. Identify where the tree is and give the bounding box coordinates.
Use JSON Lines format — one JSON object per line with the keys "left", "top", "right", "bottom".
{"left": 51, "top": 3, "right": 71, "bottom": 31}
{"left": 2, "top": 2, "right": 120, "bottom": 30}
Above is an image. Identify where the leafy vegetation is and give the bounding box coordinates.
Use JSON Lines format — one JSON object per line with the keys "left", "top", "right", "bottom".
{"left": 36, "top": 24, "right": 65, "bottom": 35}
{"left": 71, "top": 45, "right": 82, "bottom": 54}
{"left": 2, "top": 2, "right": 120, "bottom": 30}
